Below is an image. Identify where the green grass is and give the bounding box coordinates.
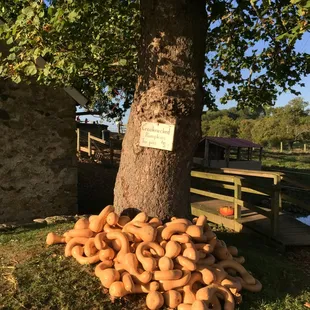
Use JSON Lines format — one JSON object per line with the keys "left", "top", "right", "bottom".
{"left": 1, "top": 223, "right": 310, "bottom": 309}
{"left": 262, "top": 150, "right": 310, "bottom": 212}
{"left": 0, "top": 223, "right": 145, "bottom": 310}
{"left": 262, "top": 150, "right": 310, "bottom": 171}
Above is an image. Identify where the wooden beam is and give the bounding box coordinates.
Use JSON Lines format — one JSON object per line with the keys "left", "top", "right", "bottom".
{"left": 212, "top": 168, "right": 283, "bottom": 179}
{"left": 80, "top": 146, "right": 95, "bottom": 155}
{"left": 190, "top": 188, "right": 234, "bottom": 203}
{"left": 271, "top": 174, "right": 281, "bottom": 236}
{"left": 87, "top": 132, "right": 91, "bottom": 156}
{"left": 76, "top": 111, "right": 102, "bottom": 116}
{"left": 76, "top": 128, "right": 80, "bottom": 153}
{"left": 234, "top": 177, "right": 242, "bottom": 220}
{"left": 89, "top": 134, "right": 106, "bottom": 144}
{"left": 191, "top": 204, "right": 243, "bottom": 232}
{"left": 64, "top": 87, "right": 88, "bottom": 106}
{"left": 203, "top": 180, "right": 272, "bottom": 196}
{"left": 191, "top": 171, "right": 236, "bottom": 183}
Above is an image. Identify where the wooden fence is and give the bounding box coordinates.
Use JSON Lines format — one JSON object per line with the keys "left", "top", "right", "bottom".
{"left": 191, "top": 169, "right": 282, "bottom": 236}
{"left": 190, "top": 167, "right": 310, "bottom": 237}
{"left": 76, "top": 129, "right": 114, "bottom": 164}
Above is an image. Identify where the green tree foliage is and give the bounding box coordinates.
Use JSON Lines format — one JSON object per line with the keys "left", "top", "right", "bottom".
{"left": 270, "top": 97, "right": 310, "bottom": 147}
{"left": 238, "top": 119, "right": 255, "bottom": 141}
{"left": 251, "top": 116, "right": 283, "bottom": 146}
{"left": 202, "top": 97, "right": 310, "bottom": 148}
{"left": 204, "top": 115, "right": 239, "bottom": 137}
{"left": 0, "top": 0, "right": 140, "bottom": 119}
{"left": 0, "top": 0, "right": 309, "bottom": 117}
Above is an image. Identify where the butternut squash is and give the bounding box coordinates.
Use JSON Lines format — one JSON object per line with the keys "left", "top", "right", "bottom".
{"left": 98, "top": 268, "right": 120, "bottom": 288}
{"left": 95, "top": 260, "right": 114, "bottom": 278}
{"left": 158, "top": 256, "right": 174, "bottom": 271}
{"left": 72, "top": 245, "right": 101, "bottom": 265}
{"left": 105, "top": 231, "right": 130, "bottom": 262}
{"left": 84, "top": 238, "right": 97, "bottom": 257}
{"left": 196, "top": 283, "right": 235, "bottom": 310}
{"left": 146, "top": 291, "right": 164, "bottom": 310}
{"left": 136, "top": 242, "right": 165, "bottom": 271}
{"left": 183, "top": 272, "right": 204, "bottom": 304}
{"left": 106, "top": 212, "right": 119, "bottom": 226}
{"left": 159, "top": 270, "right": 191, "bottom": 291}
{"left": 163, "top": 290, "right": 182, "bottom": 309}
{"left": 89, "top": 205, "right": 114, "bottom": 233}
{"left": 165, "top": 241, "right": 182, "bottom": 259}
{"left": 161, "top": 223, "right": 188, "bottom": 240}
{"left": 74, "top": 218, "right": 89, "bottom": 230}
{"left": 65, "top": 237, "right": 89, "bottom": 257}
{"left": 116, "top": 215, "right": 131, "bottom": 228}
{"left": 46, "top": 232, "right": 65, "bottom": 245}
{"left": 217, "top": 260, "right": 255, "bottom": 285}
{"left": 67, "top": 228, "right": 93, "bottom": 238}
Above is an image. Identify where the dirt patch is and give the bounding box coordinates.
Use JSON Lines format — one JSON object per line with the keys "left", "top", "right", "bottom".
{"left": 286, "top": 247, "right": 310, "bottom": 276}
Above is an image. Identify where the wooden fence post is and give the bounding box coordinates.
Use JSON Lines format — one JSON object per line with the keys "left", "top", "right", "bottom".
{"left": 271, "top": 174, "right": 281, "bottom": 236}
{"left": 280, "top": 142, "right": 283, "bottom": 153}
{"left": 76, "top": 128, "right": 80, "bottom": 153}
{"left": 233, "top": 177, "right": 242, "bottom": 220}
{"left": 87, "top": 132, "right": 91, "bottom": 157}
{"left": 304, "top": 144, "right": 307, "bottom": 153}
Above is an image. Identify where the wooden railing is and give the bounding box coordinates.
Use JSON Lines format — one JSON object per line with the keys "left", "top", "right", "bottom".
{"left": 190, "top": 169, "right": 282, "bottom": 236}
{"left": 76, "top": 129, "right": 114, "bottom": 164}
{"left": 191, "top": 167, "right": 310, "bottom": 236}
{"left": 191, "top": 171, "right": 241, "bottom": 219}
{"left": 213, "top": 167, "right": 310, "bottom": 213}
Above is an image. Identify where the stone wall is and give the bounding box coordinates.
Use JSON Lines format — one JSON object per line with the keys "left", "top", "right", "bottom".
{"left": 0, "top": 79, "right": 78, "bottom": 223}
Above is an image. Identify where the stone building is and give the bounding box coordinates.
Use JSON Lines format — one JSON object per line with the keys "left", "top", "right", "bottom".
{"left": 0, "top": 78, "right": 78, "bottom": 223}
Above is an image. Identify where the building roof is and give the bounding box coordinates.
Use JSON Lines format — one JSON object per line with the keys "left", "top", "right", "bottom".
{"left": 203, "top": 136, "right": 261, "bottom": 148}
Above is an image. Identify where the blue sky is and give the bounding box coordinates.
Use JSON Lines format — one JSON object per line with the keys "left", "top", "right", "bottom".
{"left": 78, "top": 32, "right": 310, "bottom": 130}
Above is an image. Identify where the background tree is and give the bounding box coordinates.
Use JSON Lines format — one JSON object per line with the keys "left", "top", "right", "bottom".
{"left": 238, "top": 119, "right": 255, "bottom": 141}
{"left": 200, "top": 98, "right": 310, "bottom": 149}
{"left": 1, "top": 1, "right": 310, "bottom": 217}
{"left": 0, "top": 0, "right": 140, "bottom": 119}
{"left": 272, "top": 97, "right": 310, "bottom": 149}
{"left": 205, "top": 115, "right": 239, "bottom": 137}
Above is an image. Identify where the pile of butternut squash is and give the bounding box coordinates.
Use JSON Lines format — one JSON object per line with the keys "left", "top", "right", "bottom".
{"left": 46, "top": 205, "right": 262, "bottom": 310}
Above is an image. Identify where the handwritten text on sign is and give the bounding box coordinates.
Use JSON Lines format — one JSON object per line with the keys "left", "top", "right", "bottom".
{"left": 139, "top": 122, "right": 175, "bottom": 151}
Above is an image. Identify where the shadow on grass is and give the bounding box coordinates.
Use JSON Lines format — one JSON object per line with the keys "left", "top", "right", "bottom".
{"left": 8, "top": 247, "right": 146, "bottom": 310}
{"left": 1, "top": 224, "right": 310, "bottom": 310}
{"left": 216, "top": 231, "right": 310, "bottom": 310}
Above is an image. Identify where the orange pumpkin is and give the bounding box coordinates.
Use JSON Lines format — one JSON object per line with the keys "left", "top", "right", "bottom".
{"left": 219, "top": 206, "right": 234, "bottom": 217}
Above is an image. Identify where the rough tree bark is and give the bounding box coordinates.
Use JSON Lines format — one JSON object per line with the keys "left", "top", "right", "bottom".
{"left": 114, "top": 0, "right": 207, "bottom": 219}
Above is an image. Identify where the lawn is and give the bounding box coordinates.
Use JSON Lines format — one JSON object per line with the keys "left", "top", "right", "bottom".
{"left": 1, "top": 223, "right": 309, "bottom": 310}
{"left": 262, "top": 150, "right": 310, "bottom": 171}
{"left": 262, "top": 150, "right": 310, "bottom": 213}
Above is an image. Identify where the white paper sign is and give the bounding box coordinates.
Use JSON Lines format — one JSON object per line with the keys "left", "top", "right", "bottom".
{"left": 139, "top": 122, "right": 175, "bottom": 151}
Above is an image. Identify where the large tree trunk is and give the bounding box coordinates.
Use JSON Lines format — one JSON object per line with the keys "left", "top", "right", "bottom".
{"left": 114, "top": 0, "right": 207, "bottom": 219}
